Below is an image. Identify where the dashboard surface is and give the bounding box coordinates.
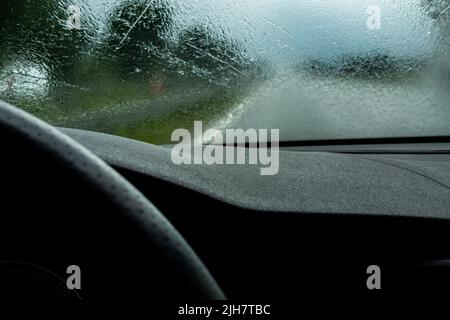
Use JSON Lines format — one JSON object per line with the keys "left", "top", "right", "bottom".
{"left": 61, "top": 128, "right": 450, "bottom": 300}
{"left": 63, "top": 128, "right": 450, "bottom": 219}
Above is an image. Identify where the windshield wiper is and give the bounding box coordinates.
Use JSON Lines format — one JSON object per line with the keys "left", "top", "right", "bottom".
{"left": 278, "top": 136, "right": 450, "bottom": 154}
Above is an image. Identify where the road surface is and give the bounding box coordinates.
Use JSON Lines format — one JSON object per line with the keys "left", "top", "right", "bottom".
{"left": 209, "top": 72, "right": 450, "bottom": 142}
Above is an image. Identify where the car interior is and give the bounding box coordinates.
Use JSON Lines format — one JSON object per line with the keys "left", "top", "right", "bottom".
{"left": 1, "top": 99, "right": 450, "bottom": 308}
{"left": 1, "top": 0, "right": 450, "bottom": 313}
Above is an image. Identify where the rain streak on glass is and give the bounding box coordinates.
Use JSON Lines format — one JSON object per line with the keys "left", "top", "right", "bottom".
{"left": 0, "top": 0, "right": 449, "bottom": 144}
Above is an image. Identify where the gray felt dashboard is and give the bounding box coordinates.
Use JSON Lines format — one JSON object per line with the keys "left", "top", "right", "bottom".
{"left": 62, "top": 128, "right": 450, "bottom": 220}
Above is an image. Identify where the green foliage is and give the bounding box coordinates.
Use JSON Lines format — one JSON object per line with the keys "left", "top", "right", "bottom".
{"left": 0, "top": 0, "right": 93, "bottom": 86}
{"left": 173, "top": 24, "right": 270, "bottom": 89}
{"left": 101, "top": 0, "right": 175, "bottom": 80}
{"left": 0, "top": 0, "right": 270, "bottom": 144}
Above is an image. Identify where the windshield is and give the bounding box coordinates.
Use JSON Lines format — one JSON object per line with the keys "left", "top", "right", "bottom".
{"left": 1, "top": 0, "right": 449, "bottom": 144}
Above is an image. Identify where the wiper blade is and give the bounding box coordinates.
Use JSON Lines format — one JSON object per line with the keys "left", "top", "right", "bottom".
{"left": 279, "top": 136, "right": 450, "bottom": 154}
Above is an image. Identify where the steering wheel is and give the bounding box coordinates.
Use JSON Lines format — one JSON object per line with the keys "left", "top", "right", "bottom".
{"left": 0, "top": 100, "right": 225, "bottom": 302}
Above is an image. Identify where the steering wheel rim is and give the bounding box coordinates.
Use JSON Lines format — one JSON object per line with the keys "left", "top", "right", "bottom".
{"left": 0, "top": 100, "right": 225, "bottom": 301}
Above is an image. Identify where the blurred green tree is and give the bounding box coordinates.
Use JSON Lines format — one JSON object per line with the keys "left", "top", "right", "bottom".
{"left": 0, "top": 0, "right": 94, "bottom": 87}
{"left": 101, "top": 0, "right": 175, "bottom": 80}
{"left": 174, "top": 24, "right": 256, "bottom": 88}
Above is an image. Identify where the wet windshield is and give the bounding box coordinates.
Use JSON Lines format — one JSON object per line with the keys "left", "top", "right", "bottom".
{"left": 1, "top": 0, "right": 449, "bottom": 144}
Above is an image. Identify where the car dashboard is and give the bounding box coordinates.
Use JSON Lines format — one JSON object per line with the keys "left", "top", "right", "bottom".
{"left": 63, "top": 128, "right": 450, "bottom": 300}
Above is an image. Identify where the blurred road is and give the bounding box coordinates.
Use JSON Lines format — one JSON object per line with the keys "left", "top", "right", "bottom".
{"left": 215, "top": 72, "right": 450, "bottom": 142}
